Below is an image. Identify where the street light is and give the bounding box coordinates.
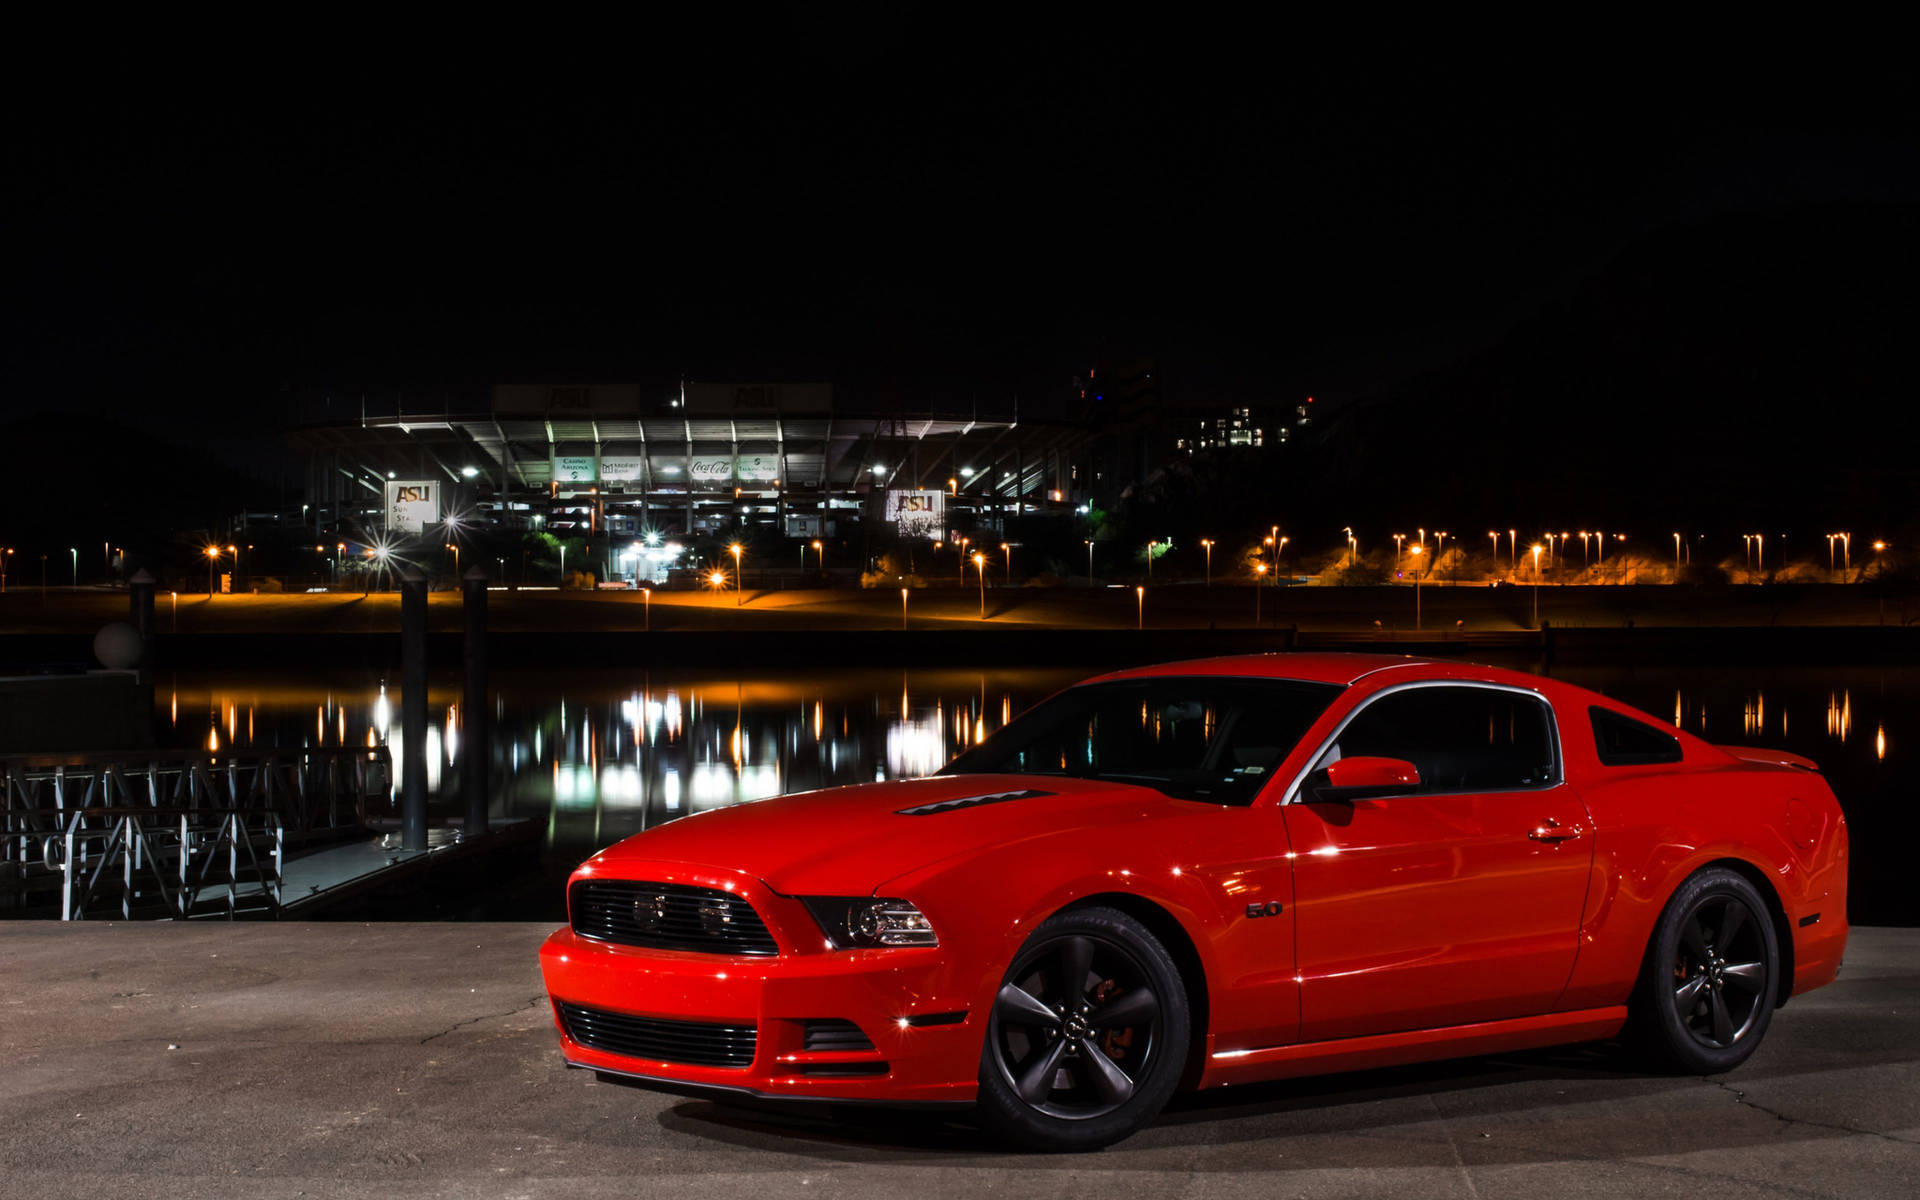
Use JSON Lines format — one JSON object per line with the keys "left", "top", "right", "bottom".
{"left": 1135, "top": 585, "right": 1144, "bottom": 630}
{"left": 1146, "top": 540, "right": 1158, "bottom": 582}
{"left": 812, "top": 539, "right": 824, "bottom": 580}
{"left": 1253, "top": 563, "right": 1267, "bottom": 626}
{"left": 1200, "top": 538, "right": 1213, "bottom": 588}
{"left": 205, "top": 545, "right": 221, "bottom": 597}
{"left": 1408, "top": 544, "right": 1425, "bottom": 629}
{"left": 730, "top": 543, "right": 744, "bottom": 606}
{"left": 1530, "top": 544, "right": 1543, "bottom": 627}
{"left": 1085, "top": 540, "right": 1095, "bottom": 587}
{"left": 70, "top": 547, "right": 78, "bottom": 586}
{"left": 901, "top": 586, "right": 909, "bottom": 630}
{"left": 1393, "top": 533, "right": 1405, "bottom": 571}
{"left": 1000, "top": 541, "right": 1011, "bottom": 584}
{"left": 1509, "top": 529, "right": 1518, "bottom": 571}
{"left": 973, "top": 551, "right": 987, "bottom": 617}
{"left": 956, "top": 536, "right": 969, "bottom": 585}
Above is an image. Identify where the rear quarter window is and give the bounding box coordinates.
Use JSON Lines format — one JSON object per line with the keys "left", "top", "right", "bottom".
{"left": 1589, "top": 706, "right": 1683, "bottom": 766}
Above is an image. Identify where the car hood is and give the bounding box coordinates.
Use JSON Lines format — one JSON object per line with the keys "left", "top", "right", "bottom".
{"left": 587, "top": 773, "right": 1181, "bottom": 895}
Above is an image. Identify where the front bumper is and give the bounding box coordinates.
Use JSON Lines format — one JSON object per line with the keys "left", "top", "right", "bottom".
{"left": 538, "top": 862, "right": 983, "bottom": 1105}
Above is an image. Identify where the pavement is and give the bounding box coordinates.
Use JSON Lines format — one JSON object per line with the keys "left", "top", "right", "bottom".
{"left": 0, "top": 923, "right": 1915, "bottom": 1200}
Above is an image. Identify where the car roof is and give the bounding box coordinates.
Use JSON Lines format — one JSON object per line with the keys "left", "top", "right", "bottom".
{"left": 1087, "top": 653, "right": 1445, "bottom": 688}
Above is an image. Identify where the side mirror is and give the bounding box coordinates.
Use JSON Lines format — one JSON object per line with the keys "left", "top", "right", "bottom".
{"left": 1307, "top": 756, "right": 1422, "bottom": 802}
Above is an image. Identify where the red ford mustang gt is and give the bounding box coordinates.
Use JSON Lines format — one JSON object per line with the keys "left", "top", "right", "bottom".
{"left": 538, "top": 654, "right": 1849, "bottom": 1150}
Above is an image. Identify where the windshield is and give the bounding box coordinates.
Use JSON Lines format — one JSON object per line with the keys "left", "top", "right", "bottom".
{"left": 940, "top": 676, "right": 1343, "bottom": 804}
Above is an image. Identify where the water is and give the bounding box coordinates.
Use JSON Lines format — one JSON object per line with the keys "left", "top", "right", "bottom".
{"left": 156, "top": 658, "right": 1916, "bottom": 925}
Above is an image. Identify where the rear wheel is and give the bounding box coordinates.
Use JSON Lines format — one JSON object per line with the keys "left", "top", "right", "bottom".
{"left": 975, "top": 906, "right": 1189, "bottom": 1151}
{"left": 1632, "top": 867, "right": 1779, "bottom": 1073}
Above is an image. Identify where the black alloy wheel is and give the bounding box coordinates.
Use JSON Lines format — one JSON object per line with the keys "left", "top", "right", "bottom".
{"left": 1634, "top": 867, "right": 1779, "bottom": 1074}
{"left": 977, "top": 906, "right": 1189, "bottom": 1151}
{"left": 1671, "top": 893, "right": 1770, "bottom": 1049}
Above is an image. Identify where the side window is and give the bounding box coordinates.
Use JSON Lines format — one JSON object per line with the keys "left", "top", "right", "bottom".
{"left": 1324, "top": 686, "right": 1557, "bottom": 792}
{"left": 1589, "top": 706, "right": 1683, "bottom": 766}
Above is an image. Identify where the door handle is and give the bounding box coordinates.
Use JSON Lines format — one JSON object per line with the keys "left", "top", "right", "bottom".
{"left": 1528, "top": 818, "right": 1582, "bottom": 843}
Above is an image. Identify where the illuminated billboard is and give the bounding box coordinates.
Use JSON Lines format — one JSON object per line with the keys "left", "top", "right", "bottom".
{"left": 885, "top": 489, "right": 944, "bottom": 538}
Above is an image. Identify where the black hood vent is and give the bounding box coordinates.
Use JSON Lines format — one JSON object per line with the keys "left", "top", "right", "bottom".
{"left": 897, "top": 788, "right": 1054, "bottom": 816}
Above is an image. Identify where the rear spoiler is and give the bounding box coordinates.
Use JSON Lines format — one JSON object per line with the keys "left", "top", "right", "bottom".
{"left": 1719, "top": 745, "right": 1820, "bottom": 772}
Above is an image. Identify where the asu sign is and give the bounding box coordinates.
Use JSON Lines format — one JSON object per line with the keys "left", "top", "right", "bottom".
{"left": 384, "top": 480, "right": 441, "bottom": 534}
{"left": 885, "top": 490, "right": 945, "bottom": 538}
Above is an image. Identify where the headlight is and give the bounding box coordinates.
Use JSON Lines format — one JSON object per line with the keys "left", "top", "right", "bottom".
{"left": 801, "top": 897, "right": 938, "bottom": 949}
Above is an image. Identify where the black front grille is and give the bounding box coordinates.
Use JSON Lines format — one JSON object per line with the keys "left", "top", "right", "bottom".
{"left": 557, "top": 1001, "right": 756, "bottom": 1068}
{"left": 571, "top": 879, "right": 779, "bottom": 955}
{"left": 802, "top": 1019, "right": 877, "bottom": 1052}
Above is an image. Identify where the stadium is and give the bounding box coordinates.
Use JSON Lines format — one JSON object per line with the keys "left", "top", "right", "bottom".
{"left": 287, "top": 382, "right": 1098, "bottom": 584}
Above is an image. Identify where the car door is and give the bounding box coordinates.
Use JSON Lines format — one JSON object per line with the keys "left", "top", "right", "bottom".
{"left": 1281, "top": 682, "right": 1593, "bottom": 1043}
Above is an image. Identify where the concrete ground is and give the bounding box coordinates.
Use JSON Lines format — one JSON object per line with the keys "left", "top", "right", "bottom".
{"left": 0, "top": 924, "right": 1914, "bottom": 1200}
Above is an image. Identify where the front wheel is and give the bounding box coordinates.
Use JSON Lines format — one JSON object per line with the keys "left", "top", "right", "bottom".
{"left": 1632, "top": 867, "right": 1780, "bottom": 1074}
{"left": 975, "top": 906, "right": 1189, "bottom": 1151}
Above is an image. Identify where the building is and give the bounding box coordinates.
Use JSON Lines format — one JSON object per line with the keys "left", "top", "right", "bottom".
{"left": 288, "top": 382, "right": 1092, "bottom": 580}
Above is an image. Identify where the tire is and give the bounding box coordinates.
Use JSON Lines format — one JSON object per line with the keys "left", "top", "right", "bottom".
{"left": 1630, "top": 867, "right": 1780, "bottom": 1074}
{"left": 975, "top": 905, "right": 1190, "bottom": 1151}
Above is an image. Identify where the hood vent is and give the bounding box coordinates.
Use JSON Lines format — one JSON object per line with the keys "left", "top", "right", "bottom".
{"left": 897, "top": 788, "right": 1054, "bottom": 816}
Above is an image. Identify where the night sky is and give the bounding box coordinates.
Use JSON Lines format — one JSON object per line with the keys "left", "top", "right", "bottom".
{"left": 3, "top": 33, "right": 1915, "bottom": 463}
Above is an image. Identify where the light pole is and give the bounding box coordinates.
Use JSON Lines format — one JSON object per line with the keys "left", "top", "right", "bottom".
{"left": 1488, "top": 531, "right": 1499, "bottom": 575}
{"left": 812, "top": 540, "right": 824, "bottom": 581}
{"left": 1409, "top": 544, "right": 1425, "bottom": 629}
{"left": 642, "top": 587, "right": 651, "bottom": 631}
{"left": 1434, "top": 531, "right": 1449, "bottom": 574}
{"left": 974, "top": 551, "right": 986, "bottom": 617}
{"left": 1146, "top": 540, "right": 1157, "bottom": 582}
{"left": 1085, "top": 540, "right": 1095, "bottom": 587}
{"left": 1393, "top": 533, "right": 1405, "bottom": 572}
{"left": 205, "top": 545, "right": 221, "bottom": 596}
{"left": 1200, "top": 539, "right": 1213, "bottom": 588}
{"left": 1135, "top": 585, "right": 1144, "bottom": 630}
{"left": 730, "top": 543, "right": 744, "bottom": 606}
{"left": 70, "top": 547, "right": 78, "bottom": 586}
{"left": 1840, "top": 532, "right": 1851, "bottom": 579}
{"left": 956, "top": 537, "right": 969, "bottom": 585}
{"left": 1754, "top": 532, "right": 1764, "bottom": 577}
{"left": 1509, "top": 529, "right": 1518, "bottom": 571}
{"left": 901, "top": 586, "right": 909, "bottom": 630}
{"left": 1531, "top": 544, "right": 1543, "bottom": 627}
{"left": 1254, "top": 563, "right": 1267, "bottom": 626}
{"left": 1674, "top": 532, "right": 1683, "bottom": 575}
{"left": 1001, "top": 541, "right": 1011, "bottom": 584}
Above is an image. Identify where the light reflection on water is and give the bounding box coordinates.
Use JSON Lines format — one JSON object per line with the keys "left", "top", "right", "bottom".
{"left": 156, "top": 660, "right": 1913, "bottom": 923}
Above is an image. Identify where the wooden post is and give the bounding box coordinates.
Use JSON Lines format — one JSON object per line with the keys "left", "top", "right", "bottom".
{"left": 400, "top": 569, "right": 428, "bottom": 852}
{"left": 462, "top": 567, "right": 490, "bottom": 836}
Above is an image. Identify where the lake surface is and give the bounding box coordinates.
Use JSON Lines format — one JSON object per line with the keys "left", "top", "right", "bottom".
{"left": 156, "top": 656, "right": 1916, "bottom": 924}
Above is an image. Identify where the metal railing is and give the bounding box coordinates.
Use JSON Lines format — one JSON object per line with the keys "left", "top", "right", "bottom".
{"left": 2, "top": 747, "right": 391, "bottom": 920}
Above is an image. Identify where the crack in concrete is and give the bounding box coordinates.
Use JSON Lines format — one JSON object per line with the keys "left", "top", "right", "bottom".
{"left": 418, "top": 994, "right": 548, "bottom": 1045}
{"left": 1704, "top": 1076, "right": 1920, "bottom": 1147}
